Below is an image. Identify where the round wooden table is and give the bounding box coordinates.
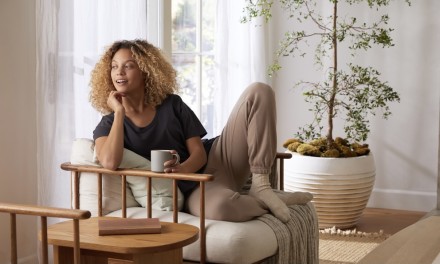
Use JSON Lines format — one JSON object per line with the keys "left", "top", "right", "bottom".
{"left": 46, "top": 217, "right": 199, "bottom": 264}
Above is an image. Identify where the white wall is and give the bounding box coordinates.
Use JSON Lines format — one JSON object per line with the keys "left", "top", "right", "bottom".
{"left": 274, "top": 0, "right": 440, "bottom": 212}
{"left": 0, "top": 0, "right": 38, "bottom": 263}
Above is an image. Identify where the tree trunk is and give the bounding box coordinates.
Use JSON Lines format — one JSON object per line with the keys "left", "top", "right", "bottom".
{"left": 327, "top": 1, "right": 338, "bottom": 148}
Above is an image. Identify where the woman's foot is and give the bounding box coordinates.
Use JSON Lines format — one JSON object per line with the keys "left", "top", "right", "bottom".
{"left": 273, "top": 189, "right": 313, "bottom": 205}
{"left": 249, "top": 173, "right": 290, "bottom": 223}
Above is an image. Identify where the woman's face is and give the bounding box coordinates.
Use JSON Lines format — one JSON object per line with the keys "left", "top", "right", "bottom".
{"left": 110, "top": 48, "right": 144, "bottom": 94}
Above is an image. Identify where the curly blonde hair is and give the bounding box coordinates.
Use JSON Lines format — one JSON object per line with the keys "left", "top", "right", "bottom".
{"left": 89, "top": 39, "right": 178, "bottom": 114}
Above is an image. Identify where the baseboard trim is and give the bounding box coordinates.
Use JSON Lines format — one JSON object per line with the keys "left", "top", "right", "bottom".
{"left": 367, "top": 188, "right": 436, "bottom": 212}
{"left": 425, "top": 209, "right": 440, "bottom": 218}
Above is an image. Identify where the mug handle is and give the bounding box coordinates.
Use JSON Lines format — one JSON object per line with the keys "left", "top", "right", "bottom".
{"left": 171, "top": 152, "right": 180, "bottom": 166}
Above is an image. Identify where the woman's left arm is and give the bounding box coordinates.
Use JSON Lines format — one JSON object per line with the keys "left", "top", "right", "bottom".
{"left": 164, "top": 136, "right": 207, "bottom": 173}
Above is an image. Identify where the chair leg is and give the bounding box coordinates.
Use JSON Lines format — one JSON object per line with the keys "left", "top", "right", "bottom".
{"left": 200, "top": 182, "right": 206, "bottom": 264}
{"left": 10, "top": 213, "right": 17, "bottom": 264}
{"left": 73, "top": 219, "right": 80, "bottom": 264}
{"left": 41, "top": 216, "right": 48, "bottom": 264}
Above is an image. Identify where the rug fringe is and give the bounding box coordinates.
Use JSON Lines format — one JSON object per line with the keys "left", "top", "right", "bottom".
{"left": 319, "top": 226, "right": 390, "bottom": 238}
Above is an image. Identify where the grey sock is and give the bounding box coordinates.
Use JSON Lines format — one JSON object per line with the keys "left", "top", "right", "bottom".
{"left": 273, "top": 189, "right": 313, "bottom": 205}
{"left": 249, "top": 173, "right": 290, "bottom": 223}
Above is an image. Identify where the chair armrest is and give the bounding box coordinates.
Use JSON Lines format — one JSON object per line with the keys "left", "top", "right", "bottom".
{"left": 0, "top": 202, "right": 91, "bottom": 264}
{"left": 61, "top": 162, "right": 213, "bottom": 182}
{"left": 276, "top": 152, "right": 293, "bottom": 160}
{"left": 0, "top": 202, "right": 91, "bottom": 219}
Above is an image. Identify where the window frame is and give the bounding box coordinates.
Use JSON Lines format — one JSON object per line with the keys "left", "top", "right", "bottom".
{"left": 169, "top": 0, "right": 216, "bottom": 137}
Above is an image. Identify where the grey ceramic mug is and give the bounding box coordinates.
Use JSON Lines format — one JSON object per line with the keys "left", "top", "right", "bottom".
{"left": 150, "top": 150, "right": 180, "bottom": 172}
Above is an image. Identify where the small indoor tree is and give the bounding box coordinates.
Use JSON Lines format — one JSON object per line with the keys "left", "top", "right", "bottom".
{"left": 242, "top": 0, "right": 411, "bottom": 157}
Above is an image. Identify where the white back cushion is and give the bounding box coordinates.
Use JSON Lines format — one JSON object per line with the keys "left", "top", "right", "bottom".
{"left": 70, "top": 138, "right": 183, "bottom": 215}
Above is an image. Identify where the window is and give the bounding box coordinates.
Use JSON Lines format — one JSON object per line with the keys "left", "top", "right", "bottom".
{"left": 67, "top": 0, "right": 217, "bottom": 138}
{"left": 171, "top": 0, "right": 216, "bottom": 138}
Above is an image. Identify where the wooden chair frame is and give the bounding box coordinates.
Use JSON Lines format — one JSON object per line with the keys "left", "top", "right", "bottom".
{"left": 61, "top": 152, "right": 291, "bottom": 264}
{"left": 0, "top": 203, "right": 91, "bottom": 264}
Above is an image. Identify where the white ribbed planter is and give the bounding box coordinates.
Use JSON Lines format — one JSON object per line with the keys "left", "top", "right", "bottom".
{"left": 284, "top": 151, "right": 376, "bottom": 229}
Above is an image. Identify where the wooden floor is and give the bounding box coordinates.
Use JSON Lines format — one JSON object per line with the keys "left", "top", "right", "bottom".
{"left": 353, "top": 207, "right": 427, "bottom": 235}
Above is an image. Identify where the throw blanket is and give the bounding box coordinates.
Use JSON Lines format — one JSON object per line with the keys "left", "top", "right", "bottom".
{"left": 258, "top": 202, "right": 319, "bottom": 264}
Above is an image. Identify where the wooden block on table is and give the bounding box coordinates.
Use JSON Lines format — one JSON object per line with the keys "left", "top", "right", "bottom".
{"left": 98, "top": 218, "right": 161, "bottom": 236}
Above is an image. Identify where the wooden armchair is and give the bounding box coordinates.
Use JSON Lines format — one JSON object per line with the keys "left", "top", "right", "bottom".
{"left": 62, "top": 151, "right": 318, "bottom": 264}
{"left": 0, "top": 202, "right": 91, "bottom": 264}
{"left": 64, "top": 162, "right": 213, "bottom": 263}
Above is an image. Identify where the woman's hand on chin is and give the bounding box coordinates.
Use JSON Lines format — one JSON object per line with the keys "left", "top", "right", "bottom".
{"left": 107, "top": 91, "right": 126, "bottom": 113}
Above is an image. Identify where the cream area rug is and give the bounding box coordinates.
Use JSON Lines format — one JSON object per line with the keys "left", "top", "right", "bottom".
{"left": 319, "top": 227, "right": 390, "bottom": 264}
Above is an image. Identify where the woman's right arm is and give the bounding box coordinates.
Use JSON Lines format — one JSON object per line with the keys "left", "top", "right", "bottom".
{"left": 94, "top": 92, "right": 126, "bottom": 170}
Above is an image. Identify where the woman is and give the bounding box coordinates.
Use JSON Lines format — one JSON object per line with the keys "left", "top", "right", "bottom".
{"left": 90, "top": 39, "right": 311, "bottom": 223}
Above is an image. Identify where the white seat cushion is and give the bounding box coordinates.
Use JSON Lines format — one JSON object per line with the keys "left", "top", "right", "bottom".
{"left": 107, "top": 207, "right": 278, "bottom": 264}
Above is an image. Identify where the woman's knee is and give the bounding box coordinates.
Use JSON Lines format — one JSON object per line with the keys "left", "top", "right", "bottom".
{"left": 186, "top": 188, "right": 237, "bottom": 218}
{"left": 204, "top": 191, "right": 247, "bottom": 221}
{"left": 248, "top": 82, "right": 274, "bottom": 95}
{"left": 246, "top": 82, "right": 274, "bottom": 99}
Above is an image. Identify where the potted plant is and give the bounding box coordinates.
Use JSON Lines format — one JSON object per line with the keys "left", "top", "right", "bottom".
{"left": 242, "top": 0, "right": 411, "bottom": 228}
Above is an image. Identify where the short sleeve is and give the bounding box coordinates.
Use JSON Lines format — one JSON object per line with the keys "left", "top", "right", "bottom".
{"left": 174, "top": 96, "right": 207, "bottom": 140}
{"left": 93, "top": 114, "right": 114, "bottom": 140}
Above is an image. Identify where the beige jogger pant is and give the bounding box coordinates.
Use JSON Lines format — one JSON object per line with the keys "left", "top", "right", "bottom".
{"left": 186, "top": 82, "right": 277, "bottom": 222}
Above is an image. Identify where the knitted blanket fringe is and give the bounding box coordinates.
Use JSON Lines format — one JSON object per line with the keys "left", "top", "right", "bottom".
{"left": 258, "top": 202, "right": 319, "bottom": 264}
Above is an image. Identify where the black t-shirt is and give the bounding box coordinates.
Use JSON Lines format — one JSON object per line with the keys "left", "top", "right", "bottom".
{"left": 93, "top": 94, "right": 211, "bottom": 196}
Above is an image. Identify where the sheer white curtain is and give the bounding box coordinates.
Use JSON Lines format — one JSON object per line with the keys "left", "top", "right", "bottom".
{"left": 36, "top": 0, "right": 150, "bottom": 210}
{"left": 438, "top": 92, "right": 440, "bottom": 210}
{"left": 213, "top": 0, "right": 272, "bottom": 134}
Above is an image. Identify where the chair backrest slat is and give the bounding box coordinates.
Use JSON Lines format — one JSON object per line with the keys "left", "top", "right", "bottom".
{"left": 147, "top": 177, "right": 152, "bottom": 218}
{"left": 173, "top": 180, "right": 178, "bottom": 223}
{"left": 121, "top": 175, "right": 127, "bottom": 218}
{"left": 97, "top": 173, "right": 103, "bottom": 217}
